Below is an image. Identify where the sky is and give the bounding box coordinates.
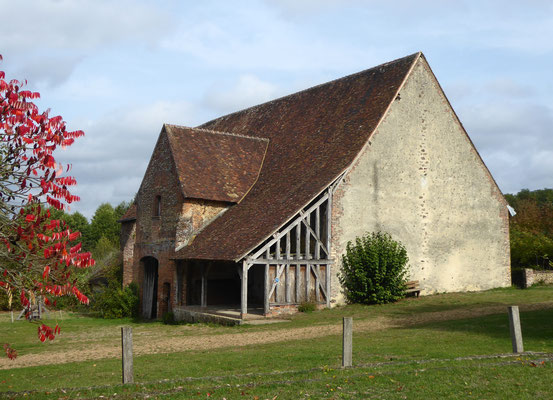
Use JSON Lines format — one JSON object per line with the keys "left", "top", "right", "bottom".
{"left": 1, "top": 0, "right": 552, "bottom": 219}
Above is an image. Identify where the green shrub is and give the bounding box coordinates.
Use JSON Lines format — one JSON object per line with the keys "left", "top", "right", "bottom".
{"left": 162, "top": 311, "right": 177, "bottom": 325}
{"left": 92, "top": 282, "right": 139, "bottom": 319}
{"left": 339, "top": 231, "right": 409, "bottom": 305}
{"left": 298, "top": 302, "right": 316, "bottom": 313}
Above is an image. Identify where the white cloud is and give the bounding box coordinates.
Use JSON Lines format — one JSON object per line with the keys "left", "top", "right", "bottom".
{"left": 203, "top": 74, "right": 282, "bottom": 114}
{"left": 0, "top": 0, "right": 174, "bottom": 87}
{"left": 55, "top": 100, "right": 201, "bottom": 218}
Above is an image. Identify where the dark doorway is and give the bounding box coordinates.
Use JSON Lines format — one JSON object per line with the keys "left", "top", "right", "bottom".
{"left": 248, "top": 264, "right": 264, "bottom": 306}
{"left": 141, "top": 257, "right": 159, "bottom": 319}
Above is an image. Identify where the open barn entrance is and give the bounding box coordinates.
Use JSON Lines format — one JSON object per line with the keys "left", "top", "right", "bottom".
{"left": 173, "top": 260, "right": 266, "bottom": 323}
{"left": 141, "top": 256, "right": 159, "bottom": 319}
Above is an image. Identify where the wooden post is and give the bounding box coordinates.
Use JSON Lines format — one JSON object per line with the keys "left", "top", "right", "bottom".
{"left": 285, "top": 232, "right": 291, "bottom": 303}
{"left": 508, "top": 306, "right": 524, "bottom": 353}
{"left": 121, "top": 327, "right": 134, "bottom": 384}
{"left": 326, "top": 193, "right": 332, "bottom": 308}
{"left": 201, "top": 264, "right": 207, "bottom": 308}
{"left": 342, "top": 317, "right": 353, "bottom": 368}
{"left": 305, "top": 215, "right": 310, "bottom": 259}
{"left": 325, "top": 264, "right": 331, "bottom": 308}
{"left": 264, "top": 264, "right": 270, "bottom": 315}
{"left": 295, "top": 263, "right": 301, "bottom": 303}
{"left": 241, "top": 262, "right": 248, "bottom": 318}
{"left": 10, "top": 311, "right": 13, "bottom": 323}
{"left": 296, "top": 224, "right": 301, "bottom": 260}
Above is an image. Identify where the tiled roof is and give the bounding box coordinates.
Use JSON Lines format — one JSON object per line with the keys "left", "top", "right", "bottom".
{"left": 165, "top": 125, "right": 268, "bottom": 203}
{"left": 118, "top": 203, "right": 137, "bottom": 222}
{"left": 176, "top": 53, "right": 420, "bottom": 261}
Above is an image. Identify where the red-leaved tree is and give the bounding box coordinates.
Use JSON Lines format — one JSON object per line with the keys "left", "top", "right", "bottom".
{"left": 0, "top": 55, "right": 94, "bottom": 359}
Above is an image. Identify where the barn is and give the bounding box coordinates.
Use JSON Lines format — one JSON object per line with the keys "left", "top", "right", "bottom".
{"left": 119, "top": 52, "right": 511, "bottom": 321}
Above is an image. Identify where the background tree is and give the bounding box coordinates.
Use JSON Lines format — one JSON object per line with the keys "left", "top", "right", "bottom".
{"left": 506, "top": 188, "right": 553, "bottom": 270}
{"left": 0, "top": 56, "right": 93, "bottom": 357}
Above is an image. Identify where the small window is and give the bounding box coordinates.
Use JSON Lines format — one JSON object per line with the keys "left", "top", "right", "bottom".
{"left": 154, "top": 195, "right": 161, "bottom": 217}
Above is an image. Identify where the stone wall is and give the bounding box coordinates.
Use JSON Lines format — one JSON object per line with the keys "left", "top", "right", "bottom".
{"left": 330, "top": 57, "right": 510, "bottom": 304}
{"left": 128, "top": 129, "right": 231, "bottom": 318}
{"left": 176, "top": 199, "right": 228, "bottom": 248}
{"left": 120, "top": 221, "right": 136, "bottom": 286}
{"left": 522, "top": 269, "right": 553, "bottom": 288}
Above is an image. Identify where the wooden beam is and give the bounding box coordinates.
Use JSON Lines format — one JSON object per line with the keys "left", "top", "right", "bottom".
{"left": 296, "top": 224, "right": 301, "bottom": 260}
{"left": 295, "top": 262, "right": 301, "bottom": 303}
{"left": 285, "top": 232, "right": 291, "bottom": 303}
{"left": 326, "top": 189, "right": 332, "bottom": 307}
{"left": 315, "top": 206, "right": 321, "bottom": 259}
{"left": 252, "top": 259, "right": 334, "bottom": 265}
{"left": 264, "top": 249, "right": 270, "bottom": 315}
{"left": 200, "top": 263, "right": 207, "bottom": 308}
{"left": 268, "top": 264, "right": 286, "bottom": 299}
{"left": 301, "top": 217, "right": 328, "bottom": 256}
{"left": 240, "top": 261, "right": 248, "bottom": 318}
{"left": 315, "top": 207, "right": 321, "bottom": 302}
{"left": 311, "top": 265, "right": 328, "bottom": 300}
{"left": 305, "top": 264, "right": 310, "bottom": 301}
{"left": 305, "top": 213, "right": 311, "bottom": 260}
{"left": 247, "top": 193, "right": 329, "bottom": 261}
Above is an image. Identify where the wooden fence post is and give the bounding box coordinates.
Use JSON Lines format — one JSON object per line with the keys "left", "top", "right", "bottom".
{"left": 508, "top": 306, "right": 524, "bottom": 353}
{"left": 121, "top": 327, "right": 134, "bottom": 384}
{"left": 342, "top": 317, "right": 353, "bottom": 368}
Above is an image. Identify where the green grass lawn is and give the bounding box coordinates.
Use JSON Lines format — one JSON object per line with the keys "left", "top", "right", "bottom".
{"left": 0, "top": 285, "right": 552, "bottom": 399}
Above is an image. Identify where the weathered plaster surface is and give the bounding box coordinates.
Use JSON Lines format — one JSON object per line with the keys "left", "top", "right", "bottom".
{"left": 176, "top": 199, "right": 228, "bottom": 248}
{"left": 331, "top": 57, "right": 510, "bottom": 304}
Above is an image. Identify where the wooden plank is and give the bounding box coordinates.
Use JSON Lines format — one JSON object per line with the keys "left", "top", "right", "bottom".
{"left": 121, "top": 327, "right": 134, "bottom": 383}
{"left": 240, "top": 261, "right": 248, "bottom": 317}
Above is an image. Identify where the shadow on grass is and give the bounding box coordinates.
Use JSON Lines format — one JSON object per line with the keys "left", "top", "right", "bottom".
{"left": 405, "top": 307, "right": 553, "bottom": 343}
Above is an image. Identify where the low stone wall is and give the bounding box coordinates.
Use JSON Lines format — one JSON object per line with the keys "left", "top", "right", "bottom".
{"left": 522, "top": 268, "right": 553, "bottom": 288}
{"left": 173, "top": 307, "right": 242, "bottom": 326}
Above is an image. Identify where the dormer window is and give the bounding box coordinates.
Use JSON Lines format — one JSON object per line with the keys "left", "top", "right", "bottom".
{"left": 154, "top": 195, "right": 161, "bottom": 217}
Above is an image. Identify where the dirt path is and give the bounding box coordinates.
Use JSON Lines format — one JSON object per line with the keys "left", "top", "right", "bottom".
{"left": 2, "top": 301, "right": 552, "bottom": 370}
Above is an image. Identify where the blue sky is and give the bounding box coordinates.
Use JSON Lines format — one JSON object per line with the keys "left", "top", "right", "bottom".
{"left": 1, "top": 0, "right": 552, "bottom": 218}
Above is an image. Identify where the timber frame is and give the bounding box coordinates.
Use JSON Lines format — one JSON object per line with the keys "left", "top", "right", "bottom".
{"left": 238, "top": 177, "right": 342, "bottom": 317}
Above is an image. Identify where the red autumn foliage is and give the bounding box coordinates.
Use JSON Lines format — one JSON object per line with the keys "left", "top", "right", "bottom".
{"left": 0, "top": 55, "right": 94, "bottom": 358}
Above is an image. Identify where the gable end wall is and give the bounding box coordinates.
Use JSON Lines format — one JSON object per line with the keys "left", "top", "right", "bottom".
{"left": 331, "top": 58, "right": 510, "bottom": 304}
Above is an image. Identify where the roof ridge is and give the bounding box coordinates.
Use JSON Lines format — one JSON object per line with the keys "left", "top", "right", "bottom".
{"left": 165, "top": 124, "right": 269, "bottom": 142}
{"left": 199, "top": 52, "right": 421, "bottom": 128}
